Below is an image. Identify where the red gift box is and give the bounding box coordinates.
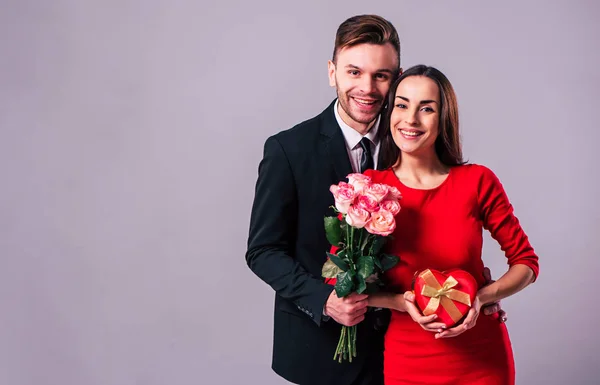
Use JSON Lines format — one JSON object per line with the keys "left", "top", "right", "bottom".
{"left": 413, "top": 269, "right": 477, "bottom": 327}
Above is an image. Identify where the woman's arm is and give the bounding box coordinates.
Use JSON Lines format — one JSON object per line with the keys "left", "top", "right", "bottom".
{"left": 367, "top": 292, "right": 404, "bottom": 311}
{"left": 368, "top": 291, "right": 448, "bottom": 333}
{"left": 476, "top": 264, "right": 535, "bottom": 306}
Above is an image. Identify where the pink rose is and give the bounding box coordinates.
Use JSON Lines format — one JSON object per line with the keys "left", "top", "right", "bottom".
{"left": 330, "top": 182, "right": 356, "bottom": 214}
{"left": 356, "top": 194, "right": 379, "bottom": 212}
{"left": 385, "top": 186, "right": 402, "bottom": 201}
{"left": 380, "top": 199, "right": 401, "bottom": 215}
{"left": 345, "top": 205, "right": 371, "bottom": 229}
{"left": 346, "top": 173, "right": 371, "bottom": 193}
{"left": 364, "top": 183, "right": 389, "bottom": 202}
{"left": 365, "top": 209, "right": 396, "bottom": 236}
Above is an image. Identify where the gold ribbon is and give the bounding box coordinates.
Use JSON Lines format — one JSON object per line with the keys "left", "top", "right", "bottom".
{"left": 419, "top": 269, "right": 472, "bottom": 323}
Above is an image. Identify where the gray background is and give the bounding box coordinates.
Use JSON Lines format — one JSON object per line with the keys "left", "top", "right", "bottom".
{"left": 1, "top": 0, "right": 598, "bottom": 384}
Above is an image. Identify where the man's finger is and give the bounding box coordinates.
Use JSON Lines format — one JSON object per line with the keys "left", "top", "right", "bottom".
{"left": 482, "top": 303, "right": 500, "bottom": 315}
{"left": 347, "top": 314, "right": 366, "bottom": 327}
{"left": 498, "top": 310, "right": 507, "bottom": 323}
{"left": 482, "top": 267, "right": 491, "bottom": 282}
{"left": 348, "top": 305, "right": 368, "bottom": 318}
{"left": 345, "top": 293, "right": 369, "bottom": 303}
{"left": 347, "top": 300, "right": 368, "bottom": 313}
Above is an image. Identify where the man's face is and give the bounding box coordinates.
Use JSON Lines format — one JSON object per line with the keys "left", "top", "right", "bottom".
{"left": 328, "top": 43, "right": 398, "bottom": 133}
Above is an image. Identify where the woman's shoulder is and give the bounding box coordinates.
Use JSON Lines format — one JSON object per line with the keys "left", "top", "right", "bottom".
{"left": 452, "top": 163, "right": 497, "bottom": 180}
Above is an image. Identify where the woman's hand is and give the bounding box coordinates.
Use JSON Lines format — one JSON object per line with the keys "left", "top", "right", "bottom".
{"left": 403, "top": 291, "right": 448, "bottom": 333}
{"left": 435, "top": 295, "right": 483, "bottom": 339}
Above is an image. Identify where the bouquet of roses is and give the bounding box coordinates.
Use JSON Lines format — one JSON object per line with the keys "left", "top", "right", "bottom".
{"left": 322, "top": 173, "right": 401, "bottom": 363}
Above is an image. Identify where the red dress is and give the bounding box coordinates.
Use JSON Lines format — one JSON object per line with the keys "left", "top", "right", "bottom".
{"left": 365, "top": 165, "right": 539, "bottom": 385}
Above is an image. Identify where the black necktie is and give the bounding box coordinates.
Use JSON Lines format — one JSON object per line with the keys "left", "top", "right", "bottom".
{"left": 359, "top": 137, "right": 374, "bottom": 173}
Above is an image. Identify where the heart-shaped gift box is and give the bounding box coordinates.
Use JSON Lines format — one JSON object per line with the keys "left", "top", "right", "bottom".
{"left": 413, "top": 269, "right": 478, "bottom": 327}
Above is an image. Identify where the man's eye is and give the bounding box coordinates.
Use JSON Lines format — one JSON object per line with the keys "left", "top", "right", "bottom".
{"left": 348, "top": 70, "right": 359, "bottom": 76}
{"left": 375, "top": 74, "right": 389, "bottom": 80}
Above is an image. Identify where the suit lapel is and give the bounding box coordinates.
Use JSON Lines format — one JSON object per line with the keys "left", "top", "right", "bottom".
{"left": 320, "top": 101, "right": 353, "bottom": 182}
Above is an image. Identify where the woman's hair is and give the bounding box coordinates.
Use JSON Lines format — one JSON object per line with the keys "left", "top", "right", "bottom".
{"left": 378, "top": 65, "right": 465, "bottom": 170}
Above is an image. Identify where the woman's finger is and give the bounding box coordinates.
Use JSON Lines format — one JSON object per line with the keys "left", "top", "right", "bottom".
{"left": 435, "top": 326, "right": 466, "bottom": 339}
{"left": 462, "top": 309, "right": 477, "bottom": 327}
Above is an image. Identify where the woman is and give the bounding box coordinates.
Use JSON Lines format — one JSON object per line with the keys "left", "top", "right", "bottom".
{"left": 366, "top": 65, "right": 539, "bottom": 385}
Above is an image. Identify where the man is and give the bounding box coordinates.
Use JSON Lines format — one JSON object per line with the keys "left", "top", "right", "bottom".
{"left": 246, "top": 14, "right": 503, "bottom": 385}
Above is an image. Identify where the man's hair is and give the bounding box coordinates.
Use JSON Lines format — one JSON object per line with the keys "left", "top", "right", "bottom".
{"left": 332, "top": 14, "right": 400, "bottom": 66}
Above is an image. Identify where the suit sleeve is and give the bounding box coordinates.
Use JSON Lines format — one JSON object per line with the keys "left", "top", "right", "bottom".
{"left": 478, "top": 166, "right": 539, "bottom": 280}
{"left": 246, "top": 135, "right": 333, "bottom": 326}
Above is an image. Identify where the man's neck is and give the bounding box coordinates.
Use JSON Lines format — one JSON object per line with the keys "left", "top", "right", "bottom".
{"left": 337, "top": 103, "right": 375, "bottom": 136}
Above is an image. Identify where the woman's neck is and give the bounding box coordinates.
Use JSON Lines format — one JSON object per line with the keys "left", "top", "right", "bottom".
{"left": 394, "top": 152, "right": 449, "bottom": 184}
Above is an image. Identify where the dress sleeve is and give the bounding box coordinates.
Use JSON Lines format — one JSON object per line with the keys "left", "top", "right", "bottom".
{"left": 477, "top": 166, "right": 539, "bottom": 280}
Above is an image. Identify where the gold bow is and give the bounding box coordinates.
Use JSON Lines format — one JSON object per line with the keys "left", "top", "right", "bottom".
{"left": 419, "top": 269, "right": 472, "bottom": 323}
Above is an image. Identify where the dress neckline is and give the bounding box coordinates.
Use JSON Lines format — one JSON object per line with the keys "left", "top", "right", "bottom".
{"left": 388, "top": 166, "right": 454, "bottom": 192}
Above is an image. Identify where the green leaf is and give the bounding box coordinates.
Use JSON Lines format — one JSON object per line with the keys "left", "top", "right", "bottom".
{"left": 380, "top": 254, "right": 400, "bottom": 271}
{"left": 324, "top": 216, "right": 342, "bottom": 246}
{"left": 373, "top": 257, "right": 382, "bottom": 270}
{"left": 322, "top": 258, "right": 343, "bottom": 278}
{"left": 327, "top": 252, "right": 349, "bottom": 271}
{"left": 356, "top": 274, "right": 366, "bottom": 294}
{"left": 360, "top": 231, "right": 371, "bottom": 252}
{"left": 335, "top": 271, "right": 355, "bottom": 297}
{"left": 356, "top": 256, "right": 375, "bottom": 280}
{"left": 370, "top": 236, "right": 387, "bottom": 255}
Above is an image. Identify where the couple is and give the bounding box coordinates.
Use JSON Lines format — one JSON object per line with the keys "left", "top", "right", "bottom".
{"left": 246, "top": 14, "right": 539, "bottom": 385}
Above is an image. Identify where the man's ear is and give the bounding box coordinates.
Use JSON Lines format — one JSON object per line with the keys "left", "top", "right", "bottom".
{"left": 327, "top": 60, "right": 336, "bottom": 87}
{"left": 399, "top": 67, "right": 404, "bottom": 76}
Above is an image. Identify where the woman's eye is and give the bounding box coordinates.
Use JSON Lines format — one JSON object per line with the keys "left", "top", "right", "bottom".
{"left": 395, "top": 103, "right": 407, "bottom": 109}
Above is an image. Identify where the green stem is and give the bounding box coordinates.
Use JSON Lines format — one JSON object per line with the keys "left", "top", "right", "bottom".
{"left": 353, "top": 325, "right": 357, "bottom": 357}
{"left": 335, "top": 326, "right": 343, "bottom": 361}
{"left": 345, "top": 224, "right": 350, "bottom": 255}
{"left": 348, "top": 326, "right": 353, "bottom": 362}
{"left": 348, "top": 226, "right": 354, "bottom": 255}
{"left": 358, "top": 229, "right": 363, "bottom": 254}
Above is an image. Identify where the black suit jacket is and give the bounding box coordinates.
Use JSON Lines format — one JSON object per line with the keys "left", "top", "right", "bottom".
{"left": 246, "top": 101, "right": 388, "bottom": 385}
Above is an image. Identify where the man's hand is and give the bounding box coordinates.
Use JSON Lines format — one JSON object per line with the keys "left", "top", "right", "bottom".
{"left": 324, "top": 291, "right": 369, "bottom": 327}
{"left": 481, "top": 267, "right": 507, "bottom": 323}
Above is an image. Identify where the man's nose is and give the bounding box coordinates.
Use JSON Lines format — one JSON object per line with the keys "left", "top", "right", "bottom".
{"left": 359, "top": 76, "right": 376, "bottom": 94}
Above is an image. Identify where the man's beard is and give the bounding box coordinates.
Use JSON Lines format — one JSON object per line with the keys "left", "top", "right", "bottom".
{"left": 337, "top": 89, "right": 384, "bottom": 125}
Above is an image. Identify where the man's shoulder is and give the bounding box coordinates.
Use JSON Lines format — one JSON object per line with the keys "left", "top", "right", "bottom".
{"left": 271, "top": 101, "right": 336, "bottom": 145}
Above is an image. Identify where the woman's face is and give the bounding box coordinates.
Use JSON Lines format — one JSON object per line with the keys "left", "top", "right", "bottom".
{"left": 390, "top": 76, "right": 441, "bottom": 157}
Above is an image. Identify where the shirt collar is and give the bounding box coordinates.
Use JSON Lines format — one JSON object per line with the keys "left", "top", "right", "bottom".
{"left": 334, "top": 99, "right": 380, "bottom": 150}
